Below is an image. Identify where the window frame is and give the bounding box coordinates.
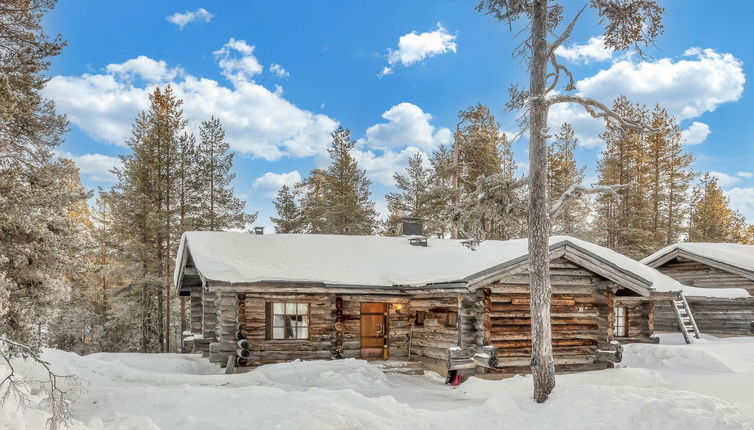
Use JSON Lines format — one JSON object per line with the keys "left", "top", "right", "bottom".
{"left": 266, "top": 302, "right": 311, "bottom": 341}
{"left": 613, "top": 306, "right": 628, "bottom": 338}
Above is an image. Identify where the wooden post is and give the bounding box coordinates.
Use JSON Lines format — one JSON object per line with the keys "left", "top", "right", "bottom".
{"left": 180, "top": 296, "right": 187, "bottom": 352}
{"left": 606, "top": 290, "right": 615, "bottom": 342}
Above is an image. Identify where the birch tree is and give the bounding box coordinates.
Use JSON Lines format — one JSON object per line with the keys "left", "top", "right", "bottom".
{"left": 476, "top": 0, "right": 664, "bottom": 402}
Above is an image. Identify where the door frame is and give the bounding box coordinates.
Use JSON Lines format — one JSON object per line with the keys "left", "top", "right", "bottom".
{"left": 359, "top": 302, "right": 389, "bottom": 359}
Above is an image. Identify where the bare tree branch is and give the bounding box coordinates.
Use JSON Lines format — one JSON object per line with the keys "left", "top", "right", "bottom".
{"left": 546, "top": 94, "right": 652, "bottom": 131}
{"left": 546, "top": 54, "right": 576, "bottom": 94}
{"left": 0, "top": 337, "right": 83, "bottom": 430}
{"left": 549, "top": 181, "right": 636, "bottom": 218}
{"left": 547, "top": 3, "right": 588, "bottom": 57}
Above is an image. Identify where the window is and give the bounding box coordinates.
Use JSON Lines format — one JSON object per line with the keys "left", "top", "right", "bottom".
{"left": 269, "top": 303, "right": 309, "bottom": 340}
{"left": 446, "top": 312, "right": 458, "bottom": 327}
{"left": 614, "top": 307, "right": 627, "bottom": 337}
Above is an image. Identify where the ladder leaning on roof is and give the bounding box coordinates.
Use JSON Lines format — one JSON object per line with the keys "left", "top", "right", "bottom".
{"left": 672, "top": 293, "right": 701, "bottom": 344}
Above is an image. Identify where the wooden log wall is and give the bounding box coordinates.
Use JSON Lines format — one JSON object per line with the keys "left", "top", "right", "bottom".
{"left": 239, "top": 293, "right": 333, "bottom": 365}
{"left": 485, "top": 257, "right": 613, "bottom": 374}
{"left": 655, "top": 297, "right": 754, "bottom": 335}
{"left": 208, "top": 291, "right": 239, "bottom": 364}
{"left": 407, "top": 294, "right": 460, "bottom": 362}
{"left": 340, "top": 295, "right": 410, "bottom": 360}
{"left": 459, "top": 289, "right": 488, "bottom": 350}
{"left": 613, "top": 298, "right": 652, "bottom": 342}
{"left": 656, "top": 257, "right": 754, "bottom": 294}
{"left": 202, "top": 287, "right": 217, "bottom": 340}
{"left": 189, "top": 285, "right": 202, "bottom": 334}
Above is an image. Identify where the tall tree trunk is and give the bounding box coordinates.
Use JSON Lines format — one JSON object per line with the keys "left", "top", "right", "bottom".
{"left": 528, "top": 0, "right": 556, "bottom": 403}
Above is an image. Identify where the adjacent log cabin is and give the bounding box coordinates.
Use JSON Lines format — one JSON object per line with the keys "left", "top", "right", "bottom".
{"left": 642, "top": 243, "right": 754, "bottom": 336}
{"left": 174, "top": 231, "right": 688, "bottom": 376}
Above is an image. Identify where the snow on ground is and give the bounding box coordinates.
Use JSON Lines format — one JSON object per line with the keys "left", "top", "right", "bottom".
{"left": 3, "top": 334, "right": 754, "bottom": 430}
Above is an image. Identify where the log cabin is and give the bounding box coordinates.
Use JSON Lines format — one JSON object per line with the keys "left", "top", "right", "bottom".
{"left": 642, "top": 243, "right": 754, "bottom": 336}
{"left": 174, "top": 229, "right": 689, "bottom": 376}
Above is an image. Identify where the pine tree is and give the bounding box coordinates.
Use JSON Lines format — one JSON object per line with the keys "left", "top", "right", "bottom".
{"left": 271, "top": 185, "right": 302, "bottom": 233}
{"left": 547, "top": 123, "right": 588, "bottom": 237}
{"left": 688, "top": 173, "right": 747, "bottom": 242}
{"left": 476, "top": 0, "right": 665, "bottom": 402}
{"left": 654, "top": 108, "right": 694, "bottom": 245}
{"left": 595, "top": 99, "right": 695, "bottom": 257}
{"left": 450, "top": 103, "right": 520, "bottom": 239}
{"left": 385, "top": 152, "right": 433, "bottom": 232}
{"left": 0, "top": 0, "right": 89, "bottom": 348}
{"left": 297, "top": 168, "right": 328, "bottom": 233}
{"left": 196, "top": 116, "right": 254, "bottom": 231}
{"left": 177, "top": 132, "right": 199, "bottom": 232}
{"left": 299, "top": 127, "right": 378, "bottom": 234}
{"left": 105, "top": 86, "right": 187, "bottom": 352}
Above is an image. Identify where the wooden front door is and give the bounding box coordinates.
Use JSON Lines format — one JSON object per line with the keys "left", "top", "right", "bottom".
{"left": 360, "top": 302, "right": 388, "bottom": 359}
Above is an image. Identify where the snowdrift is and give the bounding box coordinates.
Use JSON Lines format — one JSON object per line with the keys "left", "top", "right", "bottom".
{"left": 3, "top": 336, "right": 754, "bottom": 429}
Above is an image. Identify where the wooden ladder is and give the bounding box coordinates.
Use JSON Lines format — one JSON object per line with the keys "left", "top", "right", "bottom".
{"left": 672, "top": 293, "right": 701, "bottom": 344}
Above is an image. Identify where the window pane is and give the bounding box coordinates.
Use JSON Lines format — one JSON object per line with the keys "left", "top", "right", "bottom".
{"left": 285, "top": 303, "right": 296, "bottom": 314}
{"left": 297, "top": 327, "right": 308, "bottom": 339}
{"left": 300, "top": 314, "right": 309, "bottom": 327}
{"left": 273, "top": 326, "right": 284, "bottom": 339}
{"left": 273, "top": 315, "right": 285, "bottom": 327}
{"left": 274, "top": 303, "right": 285, "bottom": 314}
{"left": 297, "top": 303, "right": 308, "bottom": 314}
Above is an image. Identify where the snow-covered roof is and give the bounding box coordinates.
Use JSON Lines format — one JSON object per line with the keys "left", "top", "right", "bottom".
{"left": 641, "top": 242, "right": 754, "bottom": 299}
{"left": 643, "top": 242, "right": 754, "bottom": 276}
{"left": 174, "top": 232, "right": 687, "bottom": 295}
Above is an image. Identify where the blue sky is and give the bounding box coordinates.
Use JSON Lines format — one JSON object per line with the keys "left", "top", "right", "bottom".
{"left": 43, "top": 1, "right": 754, "bottom": 230}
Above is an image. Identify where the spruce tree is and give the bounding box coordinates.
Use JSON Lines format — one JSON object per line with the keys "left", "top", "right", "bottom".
{"left": 426, "top": 145, "right": 456, "bottom": 237}
{"left": 271, "top": 185, "right": 302, "bottom": 233}
{"left": 0, "top": 0, "right": 89, "bottom": 348}
{"left": 547, "top": 123, "right": 588, "bottom": 237}
{"left": 450, "top": 103, "right": 519, "bottom": 239}
{"left": 688, "top": 173, "right": 747, "bottom": 242}
{"left": 299, "top": 127, "right": 378, "bottom": 234}
{"left": 297, "top": 168, "right": 328, "bottom": 233}
{"left": 196, "top": 116, "right": 254, "bottom": 231}
{"left": 385, "top": 152, "right": 433, "bottom": 232}
{"left": 322, "top": 127, "right": 378, "bottom": 234}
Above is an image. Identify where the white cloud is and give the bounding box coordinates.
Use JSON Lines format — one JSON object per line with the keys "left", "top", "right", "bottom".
{"left": 167, "top": 8, "right": 214, "bottom": 29}
{"left": 360, "top": 103, "right": 451, "bottom": 152}
{"left": 577, "top": 48, "right": 744, "bottom": 120}
{"left": 549, "top": 48, "right": 745, "bottom": 148}
{"left": 726, "top": 188, "right": 754, "bottom": 222}
{"left": 737, "top": 171, "right": 753, "bottom": 178}
{"left": 381, "top": 23, "right": 456, "bottom": 75}
{"left": 269, "top": 64, "right": 289, "bottom": 78}
{"left": 252, "top": 171, "right": 302, "bottom": 197}
{"left": 214, "top": 38, "right": 263, "bottom": 81}
{"left": 377, "top": 67, "right": 393, "bottom": 79}
{"left": 353, "top": 146, "right": 427, "bottom": 186}
{"left": 105, "top": 56, "right": 182, "bottom": 82}
{"left": 352, "top": 103, "right": 450, "bottom": 186}
{"left": 63, "top": 152, "right": 122, "bottom": 183}
{"left": 709, "top": 171, "right": 740, "bottom": 187}
{"left": 43, "top": 39, "right": 338, "bottom": 161}
{"left": 555, "top": 36, "right": 612, "bottom": 64}
{"left": 681, "top": 121, "right": 711, "bottom": 145}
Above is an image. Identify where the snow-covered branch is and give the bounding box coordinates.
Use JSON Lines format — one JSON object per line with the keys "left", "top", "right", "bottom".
{"left": 0, "top": 337, "right": 82, "bottom": 430}
{"left": 549, "top": 181, "right": 636, "bottom": 218}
